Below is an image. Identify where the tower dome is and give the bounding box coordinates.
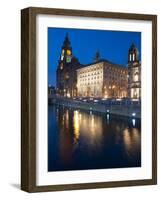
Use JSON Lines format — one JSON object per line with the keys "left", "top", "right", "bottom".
{"left": 129, "top": 43, "right": 138, "bottom": 53}
{"left": 128, "top": 43, "right": 139, "bottom": 63}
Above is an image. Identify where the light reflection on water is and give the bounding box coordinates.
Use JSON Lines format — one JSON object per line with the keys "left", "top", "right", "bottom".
{"left": 73, "top": 110, "right": 80, "bottom": 144}
{"left": 132, "top": 119, "right": 136, "bottom": 127}
{"left": 48, "top": 105, "right": 141, "bottom": 171}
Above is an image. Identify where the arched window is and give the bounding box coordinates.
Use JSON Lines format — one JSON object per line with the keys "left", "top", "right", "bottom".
{"left": 134, "top": 72, "right": 139, "bottom": 82}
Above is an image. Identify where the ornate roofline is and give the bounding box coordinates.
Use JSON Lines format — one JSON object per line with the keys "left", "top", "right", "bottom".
{"left": 77, "top": 59, "right": 127, "bottom": 72}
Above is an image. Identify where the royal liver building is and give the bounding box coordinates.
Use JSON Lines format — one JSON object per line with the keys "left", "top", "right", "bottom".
{"left": 56, "top": 34, "right": 141, "bottom": 99}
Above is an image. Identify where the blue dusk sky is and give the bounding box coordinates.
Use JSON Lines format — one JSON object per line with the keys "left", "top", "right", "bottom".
{"left": 48, "top": 27, "right": 141, "bottom": 86}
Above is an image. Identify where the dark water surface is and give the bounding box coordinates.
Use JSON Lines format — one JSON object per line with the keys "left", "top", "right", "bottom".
{"left": 48, "top": 105, "right": 141, "bottom": 171}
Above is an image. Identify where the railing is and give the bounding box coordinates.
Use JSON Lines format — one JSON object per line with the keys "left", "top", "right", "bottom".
{"left": 48, "top": 94, "right": 141, "bottom": 118}
{"left": 48, "top": 94, "right": 141, "bottom": 106}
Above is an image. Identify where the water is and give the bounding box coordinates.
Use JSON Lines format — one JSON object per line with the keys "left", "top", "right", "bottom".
{"left": 48, "top": 105, "right": 141, "bottom": 171}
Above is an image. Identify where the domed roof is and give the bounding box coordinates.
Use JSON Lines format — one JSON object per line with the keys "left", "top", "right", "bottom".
{"left": 129, "top": 43, "right": 138, "bottom": 52}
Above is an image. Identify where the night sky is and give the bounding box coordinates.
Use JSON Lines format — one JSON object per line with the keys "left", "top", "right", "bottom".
{"left": 48, "top": 27, "right": 141, "bottom": 86}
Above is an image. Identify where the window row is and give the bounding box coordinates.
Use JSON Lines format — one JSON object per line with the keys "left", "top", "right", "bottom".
{"left": 79, "top": 71, "right": 102, "bottom": 78}
{"left": 79, "top": 76, "right": 103, "bottom": 81}
{"left": 78, "top": 81, "right": 101, "bottom": 86}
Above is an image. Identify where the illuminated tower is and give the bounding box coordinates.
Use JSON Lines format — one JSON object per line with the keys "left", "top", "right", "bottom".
{"left": 56, "top": 34, "right": 80, "bottom": 97}
{"left": 128, "top": 44, "right": 141, "bottom": 99}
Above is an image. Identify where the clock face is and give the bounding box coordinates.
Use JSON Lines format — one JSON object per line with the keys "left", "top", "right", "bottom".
{"left": 66, "top": 57, "right": 71, "bottom": 63}
{"left": 67, "top": 49, "right": 71, "bottom": 56}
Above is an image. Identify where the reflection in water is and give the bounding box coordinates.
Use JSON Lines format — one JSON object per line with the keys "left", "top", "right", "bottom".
{"left": 48, "top": 105, "right": 141, "bottom": 171}
{"left": 73, "top": 110, "right": 80, "bottom": 144}
{"left": 132, "top": 119, "right": 136, "bottom": 127}
{"left": 107, "top": 114, "right": 110, "bottom": 124}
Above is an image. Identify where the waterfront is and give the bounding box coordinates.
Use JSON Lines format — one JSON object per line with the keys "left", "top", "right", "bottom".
{"left": 48, "top": 104, "right": 141, "bottom": 171}
{"left": 49, "top": 95, "right": 141, "bottom": 118}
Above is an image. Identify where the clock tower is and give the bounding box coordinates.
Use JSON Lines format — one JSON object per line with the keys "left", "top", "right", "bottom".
{"left": 128, "top": 44, "right": 141, "bottom": 99}
{"left": 56, "top": 33, "right": 80, "bottom": 97}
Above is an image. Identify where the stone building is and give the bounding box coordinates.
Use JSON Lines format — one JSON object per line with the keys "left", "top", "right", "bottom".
{"left": 56, "top": 34, "right": 141, "bottom": 99}
{"left": 77, "top": 59, "right": 128, "bottom": 98}
{"left": 128, "top": 44, "right": 141, "bottom": 99}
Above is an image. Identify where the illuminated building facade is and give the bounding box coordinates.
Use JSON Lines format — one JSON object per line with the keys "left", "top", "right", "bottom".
{"left": 56, "top": 34, "right": 141, "bottom": 99}
{"left": 128, "top": 44, "right": 141, "bottom": 99}
{"left": 77, "top": 60, "right": 128, "bottom": 98}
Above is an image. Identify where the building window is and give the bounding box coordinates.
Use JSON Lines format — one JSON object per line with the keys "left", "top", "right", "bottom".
{"left": 60, "top": 63, "right": 63, "bottom": 70}
{"left": 133, "top": 53, "right": 135, "bottom": 61}
{"left": 134, "top": 72, "right": 139, "bottom": 82}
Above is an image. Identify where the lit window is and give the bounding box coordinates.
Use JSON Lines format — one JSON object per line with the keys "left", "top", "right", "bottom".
{"left": 61, "top": 55, "right": 64, "bottom": 61}
{"left": 133, "top": 53, "right": 135, "bottom": 61}
{"left": 134, "top": 72, "right": 139, "bottom": 82}
{"left": 60, "top": 63, "right": 63, "bottom": 70}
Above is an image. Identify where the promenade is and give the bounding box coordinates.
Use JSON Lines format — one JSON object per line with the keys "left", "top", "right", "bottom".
{"left": 49, "top": 95, "right": 141, "bottom": 119}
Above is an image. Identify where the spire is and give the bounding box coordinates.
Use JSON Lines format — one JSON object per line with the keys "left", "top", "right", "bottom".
{"left": 129, "top": 43, "right": 137, "bottom": 53}
{"left": 94, "top": 50, "right": 101, "bottom": 62}
{"left": 63, "top": 33, "right": 71, "bottom": 48}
